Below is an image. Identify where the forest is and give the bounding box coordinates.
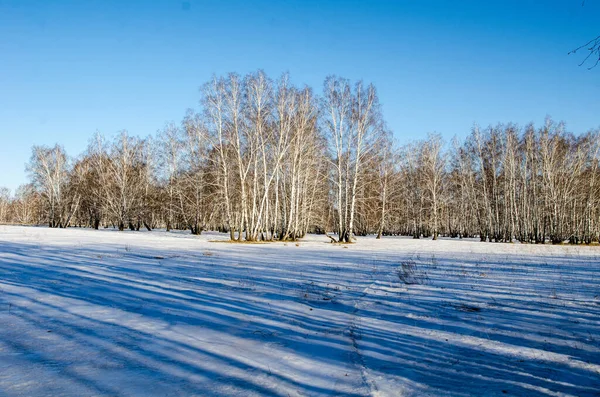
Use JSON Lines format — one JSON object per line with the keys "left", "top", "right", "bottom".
{"left": 1, "top": 71, "right": 599, "bottom": 244}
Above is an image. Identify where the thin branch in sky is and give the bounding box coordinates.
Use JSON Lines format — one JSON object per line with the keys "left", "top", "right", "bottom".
{"left": 569, "top": 35, "right": 600, "bottom": 69}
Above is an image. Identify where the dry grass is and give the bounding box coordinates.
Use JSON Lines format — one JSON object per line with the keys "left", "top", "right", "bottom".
{"left": 209, "top": 239, "right": 273, "bottom": 245}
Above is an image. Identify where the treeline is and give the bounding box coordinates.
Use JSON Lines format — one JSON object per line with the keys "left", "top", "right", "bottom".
{"left": 1, "top": 71, "right": 599, "bottom": 244}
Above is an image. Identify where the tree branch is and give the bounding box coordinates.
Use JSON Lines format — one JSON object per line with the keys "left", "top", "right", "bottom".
{"left": 569, "top": 35, "right": 600, "bottom": 69}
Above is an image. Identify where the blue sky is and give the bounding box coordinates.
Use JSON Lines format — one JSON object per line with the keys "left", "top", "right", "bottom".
{"left": 1, "top": 0, "right": 599, "bottom": 192}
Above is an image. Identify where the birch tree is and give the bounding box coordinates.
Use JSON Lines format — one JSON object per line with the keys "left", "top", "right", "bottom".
{"left": 27, "top": 144, "right": 70, "bottom": 227}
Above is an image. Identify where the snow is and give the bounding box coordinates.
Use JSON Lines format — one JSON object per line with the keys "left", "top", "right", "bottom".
{"left": 0, "top": 226, "right": 599, "bottom": 396}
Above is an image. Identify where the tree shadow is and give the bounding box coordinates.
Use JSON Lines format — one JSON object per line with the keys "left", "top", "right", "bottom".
{"left": 0, "top": 232, "right": 599, "bottom": 396}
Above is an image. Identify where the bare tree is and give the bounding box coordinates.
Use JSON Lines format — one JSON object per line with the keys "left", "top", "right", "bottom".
{"left": 27, "top": 144, "right": 71, "bottom": 227}
{"left": 11, "top": 184, "right": 42, "bottom": 225}
{"left": 420, "top": 133, "right": 446, "bottom": 240}
{"left": 323, "top": 77, "right": 385, "bottom": 242}
{"left": 0, "top": 187, "right": 10, "bottom": 223}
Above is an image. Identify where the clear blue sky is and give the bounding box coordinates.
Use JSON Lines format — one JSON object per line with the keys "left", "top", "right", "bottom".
{"left": 1, "top": 0, "right": 599, "bottom": 193}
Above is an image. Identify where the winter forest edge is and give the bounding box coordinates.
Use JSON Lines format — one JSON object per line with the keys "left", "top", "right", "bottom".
{"left": 1, "top": 71, "right": 599, "bottom": 245}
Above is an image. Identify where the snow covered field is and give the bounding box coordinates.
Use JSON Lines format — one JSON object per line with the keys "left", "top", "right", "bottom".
{"left": 0, "top": 226, "right": 599, "bottom": 397}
